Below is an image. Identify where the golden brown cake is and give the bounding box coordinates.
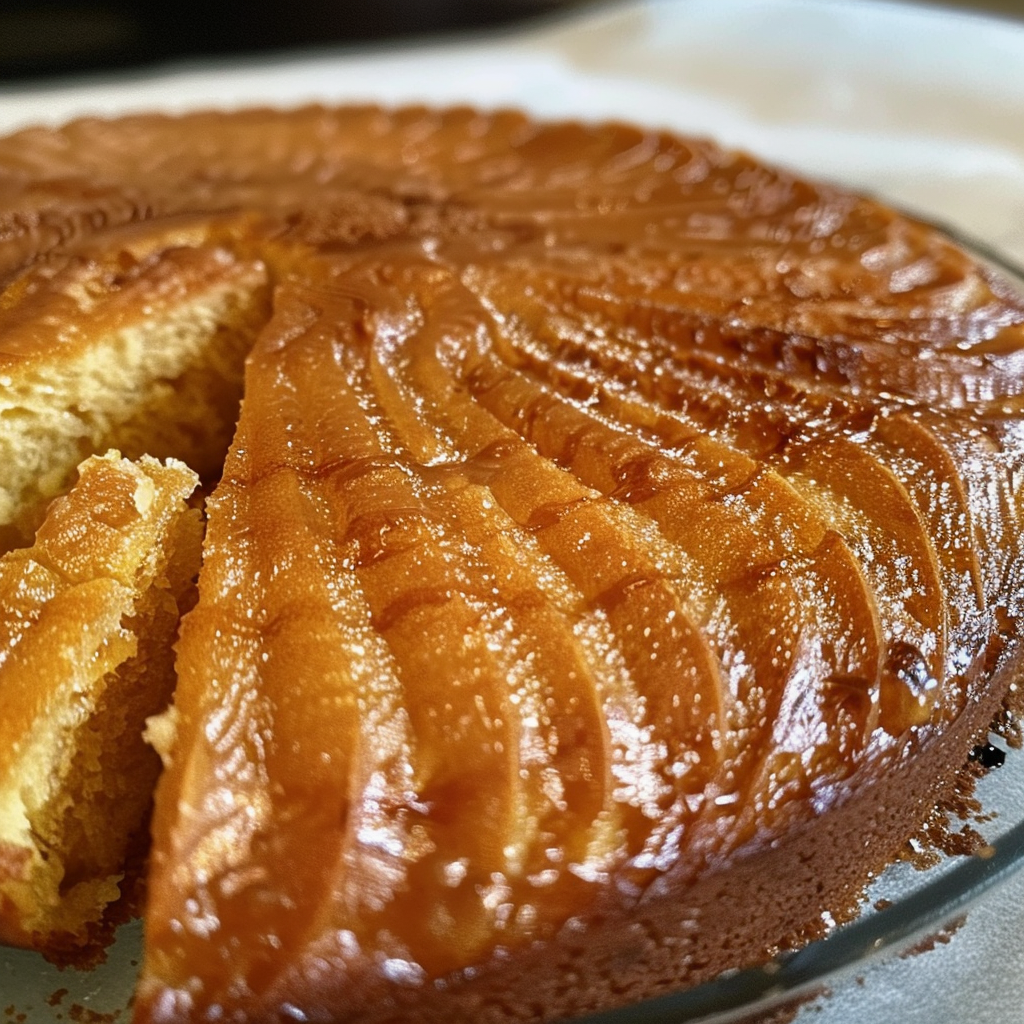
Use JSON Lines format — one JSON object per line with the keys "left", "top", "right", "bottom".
{"left": 0, "top": 106, "right": 1022, "bottom": 1022}
{"left": 0, "top": 451, "right": 201, "bottom": 954}
{"left": 0, "top": 215, "right": 269, "bottom": 550}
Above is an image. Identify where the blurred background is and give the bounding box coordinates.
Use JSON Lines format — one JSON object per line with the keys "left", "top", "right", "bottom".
{"left": 0, "top": 0, "right": 1022, "bottom": 84}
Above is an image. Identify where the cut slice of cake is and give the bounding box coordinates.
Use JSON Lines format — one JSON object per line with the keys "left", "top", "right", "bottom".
{"left": 0, "top": 451, "right": 201, "bottom": 957}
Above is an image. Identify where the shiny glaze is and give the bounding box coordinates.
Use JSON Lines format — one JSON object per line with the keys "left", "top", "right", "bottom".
{"left": 1, "top": 107, "right": 1023, "bottom": 1020}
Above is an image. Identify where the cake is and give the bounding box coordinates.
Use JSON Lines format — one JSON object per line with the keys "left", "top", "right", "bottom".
{"left": 0, "top": 106, "right": 1022, "bottom": 1022}
{"left": 0, "top": 451, "right": 201, "bottom": 954}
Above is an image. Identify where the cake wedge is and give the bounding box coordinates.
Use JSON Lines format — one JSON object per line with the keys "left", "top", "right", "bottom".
{"left": 0, "top": 452, "right": 201, "bottom": 956}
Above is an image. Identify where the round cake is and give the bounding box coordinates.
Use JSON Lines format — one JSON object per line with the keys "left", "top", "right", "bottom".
{"left": 0, "top": 106, "right": 1022, "bottom": 1023}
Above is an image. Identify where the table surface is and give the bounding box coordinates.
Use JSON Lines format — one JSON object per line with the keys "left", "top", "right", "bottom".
{"left": 1, "top": 3, "right": 1023, "bottom": 1023}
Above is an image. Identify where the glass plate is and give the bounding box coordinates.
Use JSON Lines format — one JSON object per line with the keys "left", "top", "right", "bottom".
{"left": 2, "top": 240, "right": 1023, "bottom": 1024}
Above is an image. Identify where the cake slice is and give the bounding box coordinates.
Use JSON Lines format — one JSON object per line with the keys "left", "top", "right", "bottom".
{"left": 0, "top": 451, "right": 201, "bottom": 956}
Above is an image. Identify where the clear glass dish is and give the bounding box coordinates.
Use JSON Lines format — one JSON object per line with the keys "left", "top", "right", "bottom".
{"left": 2, "top": 236, "right": 1023, "bottom": 1024}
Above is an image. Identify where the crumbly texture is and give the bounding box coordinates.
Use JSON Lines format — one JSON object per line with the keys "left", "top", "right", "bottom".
{"left": 0, "top": 106, "right": 1021, "bottom": 1023}
{"left": 0, "top": 452, "right": 201, "bottom": 955}
{"left": 0, "top": 224, "right": 270, "bottom": 549}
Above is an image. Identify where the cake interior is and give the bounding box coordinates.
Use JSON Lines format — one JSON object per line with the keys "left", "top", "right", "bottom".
{"left": 0, "top": 453, "right": 203, "bottom": 951}
{"left": 0, "top": 214, "right": 287, "bottom": 952}
{"left": 0, "top": 232, "right": 271, "bottom": 551}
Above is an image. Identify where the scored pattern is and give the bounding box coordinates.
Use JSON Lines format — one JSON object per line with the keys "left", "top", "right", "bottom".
{"left": 1, "top": 106, "right": 1023, "bottom": 1020}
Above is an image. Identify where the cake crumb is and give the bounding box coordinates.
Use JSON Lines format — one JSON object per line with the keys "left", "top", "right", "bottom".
{"left": 899, "top": 916, "right": 966, "bottom": 959}
{"left": 68, "top": 1005, "right": 115, "bottom": 1024}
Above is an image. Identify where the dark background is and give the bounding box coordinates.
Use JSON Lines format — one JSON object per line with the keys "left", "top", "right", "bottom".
{"left": 0, "top": 1, "right": 589, "bottom": 81}
{"left": 0, "top": 0, "right": 1022, "bottom": 84}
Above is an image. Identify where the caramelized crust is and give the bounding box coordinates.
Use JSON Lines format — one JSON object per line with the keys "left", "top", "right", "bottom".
{"left": 0, "top": 106, "right": 1022, "bottom": 1021}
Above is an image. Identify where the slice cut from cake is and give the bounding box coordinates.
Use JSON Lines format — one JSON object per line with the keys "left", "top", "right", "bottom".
{"left": 0, "top": 451, "right": 201, "bottom": 956}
